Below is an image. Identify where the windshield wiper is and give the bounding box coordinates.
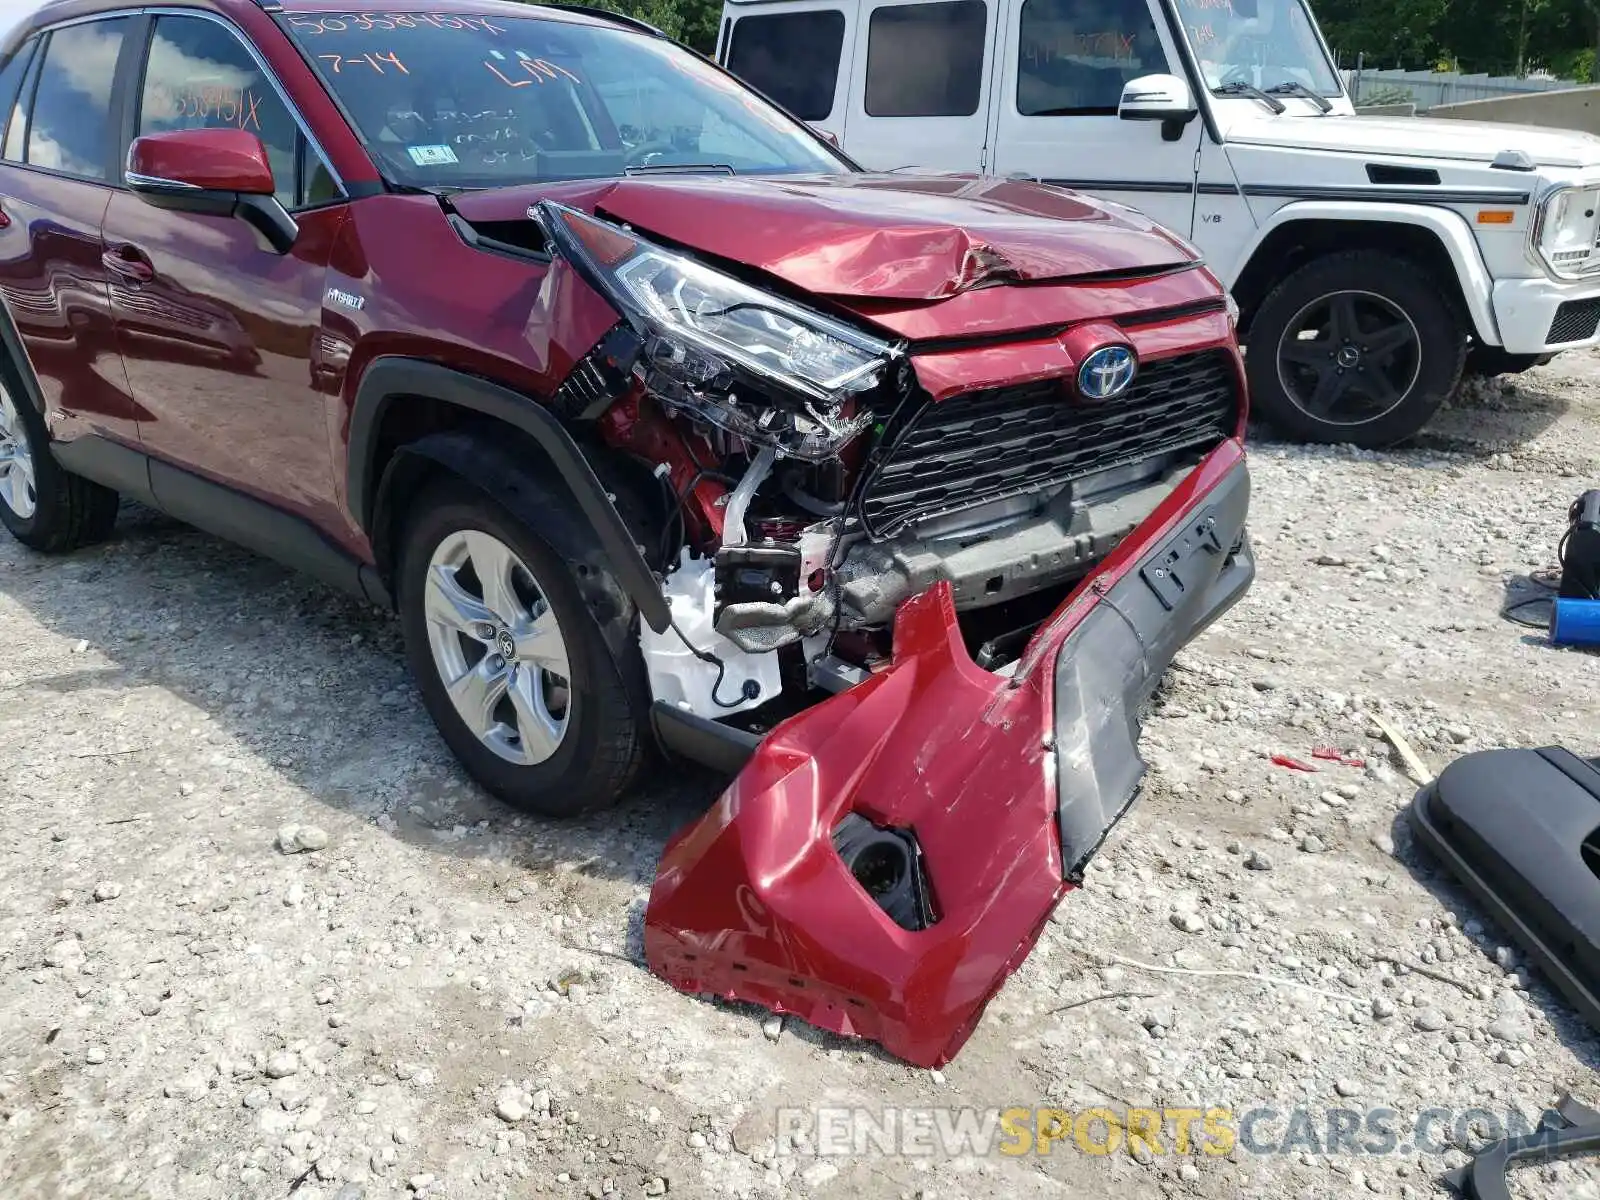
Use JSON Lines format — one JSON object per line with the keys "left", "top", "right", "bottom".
{"left": 1264, "top": 80, "right": 1333, "bottom": 113}
{"left": 1210, "top": 81, "right": 1287, "bottom": 114}
{"left": 622, "top": 162, "right": 736, "bottom": 176}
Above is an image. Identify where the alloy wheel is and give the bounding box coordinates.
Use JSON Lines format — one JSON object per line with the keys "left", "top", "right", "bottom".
{"left": 423, "top": 529, "right": 571, "bottom": 766}
{"left": 1276, "top": 289, "right": 1422, "bottom": 427}
{"left": 0, "top": 385, "right": 36, "bottom": 520}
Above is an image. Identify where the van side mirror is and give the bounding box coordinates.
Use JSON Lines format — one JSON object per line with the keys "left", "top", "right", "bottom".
{"left": 126, "top": 128, "right": 298, "bottom": 255}
{"left": 1118, "top": 74, "right": 1199, "bottom": 142}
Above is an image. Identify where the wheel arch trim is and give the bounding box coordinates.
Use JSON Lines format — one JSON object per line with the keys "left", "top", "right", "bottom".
{"left": 347, "top": 357, "right": 671, "bottom": 633}
{"left": 1229, "top": 202, "right": 1501, "bottom": 347}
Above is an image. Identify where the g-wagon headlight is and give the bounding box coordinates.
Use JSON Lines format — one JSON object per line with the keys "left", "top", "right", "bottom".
{"left": 1534, "top": 185, "right": 1600, "bottom": 279}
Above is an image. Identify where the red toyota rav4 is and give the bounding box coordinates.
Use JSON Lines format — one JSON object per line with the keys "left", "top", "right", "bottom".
{"left": 0, "top": 0, "right": 1253, "bottom": 1064}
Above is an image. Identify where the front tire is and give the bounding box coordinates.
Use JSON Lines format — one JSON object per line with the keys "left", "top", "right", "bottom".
{"left": 1246, "top": 250, "right": 1468, "bottom": 447}
{"left": 397, "top": 475, "right": 649, "bottom": 817}
{"left": 0, "top": 378, "right": 119, "bottom": 551}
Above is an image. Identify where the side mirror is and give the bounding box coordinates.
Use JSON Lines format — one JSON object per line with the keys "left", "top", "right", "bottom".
{"left": 126, "top": 128, "right": 298, "bottom": 255}
{"left": 1118, "top": 73, "right": 1199, "bottom": 141}
{"left": 809, "top": 124, "right": 841, "bottom": 148}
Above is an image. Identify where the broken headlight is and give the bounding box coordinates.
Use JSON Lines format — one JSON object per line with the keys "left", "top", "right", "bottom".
{"left": 533, "top": 200, "right": 895, "bottom": 460}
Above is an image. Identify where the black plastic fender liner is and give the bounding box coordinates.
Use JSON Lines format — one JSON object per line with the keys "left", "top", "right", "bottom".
{"left": 1408, "top": 747, "right": 1600, "bottom": 1035}
{"left": 348, "top": 357, "right": 671, "bottom": 633}
{"left": 1052, "top": 463, "right": 1254, "bottom": 882}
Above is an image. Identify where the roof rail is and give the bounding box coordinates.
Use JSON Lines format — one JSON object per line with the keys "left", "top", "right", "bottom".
{"left": 542, "top": 3, "right": 669, "bottom": 39}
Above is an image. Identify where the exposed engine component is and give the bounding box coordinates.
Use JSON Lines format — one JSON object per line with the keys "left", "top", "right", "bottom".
{"left": 719, "top": 445, "right": 775, "bottom": 547}
{"left": 834, "top": 460, "right": 1192, "bottom": 626}
{"left": 712, "top": 520, "right": 836, "bottom": 654}
{"left": 638, "top": 550, "right": 781, "bottom": 718}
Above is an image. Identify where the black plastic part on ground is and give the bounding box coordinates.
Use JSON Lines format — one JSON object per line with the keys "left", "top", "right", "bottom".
{"left": 1408, "top": 747, "right": 1600, "bottom": 1034}
{"left": 1442, "top": 1094, "right": 1600, "bottom": 1199}
{"left": 1559, "top": 489, "right": 1600, "bottom": 599}
{"left": 1053, "top": 463, "right": 1255, "bottom": 883}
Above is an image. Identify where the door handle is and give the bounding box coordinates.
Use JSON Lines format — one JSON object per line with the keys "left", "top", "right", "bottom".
{"left": 102, "top": 247, "right": 154, "bottom": 284}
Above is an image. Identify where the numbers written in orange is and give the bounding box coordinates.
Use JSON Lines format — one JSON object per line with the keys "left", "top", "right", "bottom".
{"left": 150, "top": 82, "right": 264, "bottom": 131}
{"left": 288, "top": 13, "right": 505, "bottom": 34}
{"left": 318, "top": 51, "right": 409, "bottom": 74}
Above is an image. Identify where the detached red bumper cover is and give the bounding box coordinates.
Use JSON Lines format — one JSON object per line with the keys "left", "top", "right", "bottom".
{"left": 644, "top": 442, "right": 1254, "bottom": 1067}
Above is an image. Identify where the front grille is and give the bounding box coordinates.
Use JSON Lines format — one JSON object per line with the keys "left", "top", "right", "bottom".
{"left": 859, "top": 350, "right": 1239, "bottom": 539}
{"left": 1547, "top": 298, "right": 1600, "bottom": 345}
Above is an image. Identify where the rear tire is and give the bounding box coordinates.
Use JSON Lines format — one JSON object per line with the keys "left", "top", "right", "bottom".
{"left": 1246, "top": 250, "right": 1467, "bottom": 447}
{"left": 397, "top": 473, "right": 649, "bottom": 817}
{"left": 0, "top": 378, "right": 119, "bottom": 552}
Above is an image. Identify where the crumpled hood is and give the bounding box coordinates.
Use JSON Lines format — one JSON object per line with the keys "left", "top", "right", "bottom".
{"left": 1226, "top": 112, "right": 1600, "bottom": 169}
{"left": 449, "top": 172, "right": 1198, "bottom": 301}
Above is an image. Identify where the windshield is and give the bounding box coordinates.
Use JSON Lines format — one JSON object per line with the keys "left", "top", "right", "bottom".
{"left": 279, "top": 12, "right": 848, "bottom": 187}
{"left": 1177, "top": 0, "right": 1341, "bottom": 98}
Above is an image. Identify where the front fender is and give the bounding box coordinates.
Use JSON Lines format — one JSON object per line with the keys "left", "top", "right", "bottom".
{"left": 1228, "top": 201, "right": 1501, "bottom": 346}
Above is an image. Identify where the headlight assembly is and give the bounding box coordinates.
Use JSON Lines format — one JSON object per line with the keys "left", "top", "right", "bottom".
{"left": 1534, "top": 184, "right": 1600, "bottom": 279}
{"left": 532, "top": 200, "right": 898, "bottom": 460}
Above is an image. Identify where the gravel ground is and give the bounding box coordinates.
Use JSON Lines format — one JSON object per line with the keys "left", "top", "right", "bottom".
{"left": 5, "top": 355, "right": 1600, "bottom": 1200}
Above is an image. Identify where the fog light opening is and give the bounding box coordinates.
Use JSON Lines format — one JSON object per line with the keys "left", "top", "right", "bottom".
{"left": 850, "top": 840, "right": 911, "bottom": 899}
{"left": 832, "top": 813, "right": 938, "bottom": 931}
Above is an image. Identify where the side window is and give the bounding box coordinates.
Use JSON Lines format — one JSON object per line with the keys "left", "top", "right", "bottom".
{"left": 137, "top": 15, "right": 337, "bottom": 210}
{"left": 865, "top": 1, "right": 987, "bottom": 118}
{"left": 0, "top": 38, "right": 39, "bottom": 163}
{"left": 1017, "top": 0, "right": 1169, "bottom": 116}
{"left": 726, "top": 12, "right": 846, "bottom": 122}
{"left": 28, "top": 18, "right": 135, "bottom": 180}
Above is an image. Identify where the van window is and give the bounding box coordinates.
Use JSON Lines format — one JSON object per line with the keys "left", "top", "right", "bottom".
{"left": 865, "top": 1, "right": 987, "bottom": 118}
{"left": 1017, "top": 0, "right": 1169, "bottom": 116}
{"left": 727, "top": 11, "right": 846, "bottom": 121}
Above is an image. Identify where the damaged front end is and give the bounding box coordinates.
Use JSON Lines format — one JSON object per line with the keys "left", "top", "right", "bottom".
{"left": 526, "top": 195, "right": 1255, "bottom": 1066}
{"left": 646, "top": 448, "right": 1252, "bottom": 1067}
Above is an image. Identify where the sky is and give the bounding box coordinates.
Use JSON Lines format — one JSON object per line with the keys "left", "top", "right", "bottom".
{"left": 0, "top": 1, "right": 39, "bottom": 49}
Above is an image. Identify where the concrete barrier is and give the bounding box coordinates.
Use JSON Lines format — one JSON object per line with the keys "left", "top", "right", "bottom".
{"left": 1354, "top": 103, "right": 1417, "bottom": 117}
{"left": 1428, "top": 86, "right": 1600, "bottom": 138}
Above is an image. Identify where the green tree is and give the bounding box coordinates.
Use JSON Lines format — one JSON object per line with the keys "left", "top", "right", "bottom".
{"left": 590, "top": 0, "right": 723, "bottom": 53}
{"left": 1316, "top": 0, "right": 1447, "bottom": 67}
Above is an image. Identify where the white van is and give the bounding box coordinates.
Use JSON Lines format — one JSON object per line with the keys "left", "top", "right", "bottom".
{"left": 713, "top": 0, "right": 1600, "bottom": 446}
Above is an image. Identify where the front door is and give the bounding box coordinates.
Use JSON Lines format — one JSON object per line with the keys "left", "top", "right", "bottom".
{"left": 987, "top": 0, "right": 1201, "bottom": 237}
{"left": 102, "top": 12, "right": 348, "bottom": 530}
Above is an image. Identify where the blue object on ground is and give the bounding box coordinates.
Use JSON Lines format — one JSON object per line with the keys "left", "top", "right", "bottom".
{"left": 1550, "top": 597, "right": 1600, "bottom": 646}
